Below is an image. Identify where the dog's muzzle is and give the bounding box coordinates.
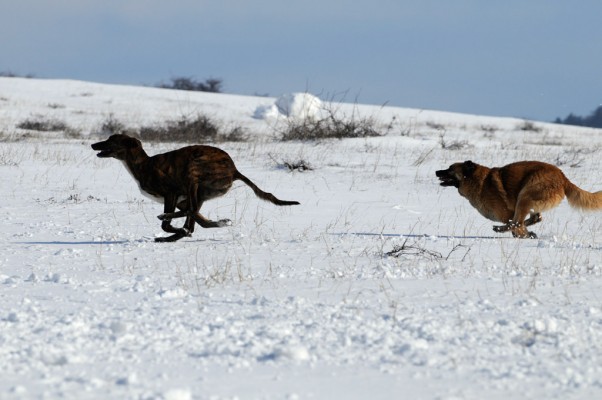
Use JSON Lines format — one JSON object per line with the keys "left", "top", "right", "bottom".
{"left": 91, "top": 142, "right": 113, "bottom": 158}
{"left": 436, "top": 169, "right": 459, "bottom": 188}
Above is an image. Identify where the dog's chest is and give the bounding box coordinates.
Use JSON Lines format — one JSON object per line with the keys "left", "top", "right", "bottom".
{"left": 121, "top": 161, "right": 185, "bottom": 204}
{"left": 460, "top": 185, "right": 500, "bottom": 222}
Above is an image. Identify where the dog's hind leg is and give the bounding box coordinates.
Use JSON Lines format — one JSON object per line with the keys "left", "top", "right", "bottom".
{"left": 493, "top": 207, "right": 541, "bottom": 238}
{"left": 158, "top": 200, "right": 232, "bottom": 229}
{"left": 509, "top": 195, "right": 539, "bottom": 239}
{"left": 192, "top": 211, "right": 232, "bottom": 228}
{"left": 524, "top": 212, "right": 542, "bottom": 227}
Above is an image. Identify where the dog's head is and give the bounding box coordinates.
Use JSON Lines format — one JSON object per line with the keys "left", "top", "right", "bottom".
{"left": 91, "top": 134, "right": 142, "bottom": 160}
{"left": 435, "top": 160, "right": 478, "bottom": 188}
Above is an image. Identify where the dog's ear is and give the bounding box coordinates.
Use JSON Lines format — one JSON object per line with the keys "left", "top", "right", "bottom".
{"left": 462, "top": 160, "right": 477, "bottom": 177}
{"left": 124, "top": 136, "right": 141, "bottom": 149}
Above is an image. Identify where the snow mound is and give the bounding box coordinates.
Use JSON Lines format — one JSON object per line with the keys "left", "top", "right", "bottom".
{"left": 254, "top": 92, "right": 322, "bottom": 120}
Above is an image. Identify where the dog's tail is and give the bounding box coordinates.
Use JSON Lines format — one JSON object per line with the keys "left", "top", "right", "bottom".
{"left": 234, "top": 171, "right": 300, "bottom": 206}
{"left": 565, "top": 180, "right": 602, "bottom": 210}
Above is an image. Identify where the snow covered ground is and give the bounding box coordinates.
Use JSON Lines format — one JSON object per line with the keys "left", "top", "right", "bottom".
{"left": 1, "top": 77, "right": 602, "bottom": 399}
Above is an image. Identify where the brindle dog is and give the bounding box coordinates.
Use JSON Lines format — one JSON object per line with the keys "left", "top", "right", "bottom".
{"left": 92, "top": 134, "right": 299, "bottom": 242}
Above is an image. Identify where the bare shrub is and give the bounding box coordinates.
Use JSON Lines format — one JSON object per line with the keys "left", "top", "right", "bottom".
{"left": 269, "top": 154, "right": 313, "bottom": 172}
{"left": 385, "top": 239, "right": 444, "bottom": 261}
{"left": 17, "top": 117, "right": 81, "bottom": 138}
{"left": 140, "top": 116, "right": 216, "bottom": 142}
{"left": 95, "top": 114, "right": 247, "bottom": 143}
{"left": 279, "top": 110, "right": 382, "bottom": 141}
{"left": 517, "top": 120, "right": 543, "bottom": 133}
{"left": 553, "top": 148, "right": 599, "bottom": 168}
{"left": 18, "top": 117, "right": 68, "bottom": 132}
{"left": 480, "top": 124, "right": 498, "bottom": 134}
{"left": 385, "top": 238, "right": 468, "bottom": 261}
{"left": 438, "top": 133, "right": 472, "bottom": 150}
{"left": 426, "top": 121, "right": 446, "bottom": 131}
{"left": 98, "top": 115, "right": 128, "bottom": 136}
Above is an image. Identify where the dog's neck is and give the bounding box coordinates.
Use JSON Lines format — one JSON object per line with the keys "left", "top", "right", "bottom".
{"left": 121, "top": 146, "right": 150, "bottom": 182}
{"left": 459, "top": 166, "right": 490, "bottom": 196}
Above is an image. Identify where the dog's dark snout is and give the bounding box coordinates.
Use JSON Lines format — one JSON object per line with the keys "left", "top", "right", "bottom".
{"left": 91, "top": 141, "right": 106, "bottom": 151}
{"left": 436, "top": 169, "right": 447, "bottom": 177}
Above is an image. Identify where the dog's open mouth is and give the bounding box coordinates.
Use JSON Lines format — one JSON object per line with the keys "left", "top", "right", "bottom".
{"left": 438, "top": 177, "right": 459, "bottom": 187}
{"left": 94, "top": 150, "right": 113, "bottom": 158}
{"left": 91, "top": 142, "right": 113, "bottom": 158}
{"left": 436, "top": 170, "right": 459, "bottom": 187}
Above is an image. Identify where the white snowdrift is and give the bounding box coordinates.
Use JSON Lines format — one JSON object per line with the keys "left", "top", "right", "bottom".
{"left": 254, "top": 92, "right": 322, "bottom": 120}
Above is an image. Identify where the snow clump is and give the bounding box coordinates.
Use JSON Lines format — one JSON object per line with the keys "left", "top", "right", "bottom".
{"left": 254, "top": 92, "right": 322, "bottom": 120}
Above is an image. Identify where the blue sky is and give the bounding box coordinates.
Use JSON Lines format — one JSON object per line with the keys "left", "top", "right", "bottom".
{"left": 2, "top": 0, "right": 601, "bottom": 121}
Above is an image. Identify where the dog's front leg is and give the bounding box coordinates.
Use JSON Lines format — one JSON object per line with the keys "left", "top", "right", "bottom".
{"left": 155, "top": 195, "right": 190, "bottom": 242}
{"left": 493, "top": 220, "right": 537, "bottom": 238}
{"left": 493, "top": 223, "right": 512, "bottom": 233}
{"left": 157, "top": 210, "right": 187, "bottom": 221}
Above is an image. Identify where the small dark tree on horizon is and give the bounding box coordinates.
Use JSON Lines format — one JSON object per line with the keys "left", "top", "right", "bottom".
{"left": 555, "top": 106, "right": 602, "bottom": 129}
{"left": 157, "top": 76, "right": 223, "bottom": 93}
{"left": 0, "top": 70, "right": 35, "bottom": 78}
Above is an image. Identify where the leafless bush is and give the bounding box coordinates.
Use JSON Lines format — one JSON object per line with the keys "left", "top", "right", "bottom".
{"left": 98, "top": 115, "right": 128, "bottom": 136}
{"left": 438, "top": 133, "right": 472, "bottom": 150}
{"left": 140, "top": 116, "right": 246, "bottom": 143}
{"left": 553, "top": 148, "right": 598, "bottom": 168}
{"left": 279, "top": 110, "right": 382, "bottom": 141}
{"left": 517, "top": 120, "right": 543, "bottom": 133}
{"left": 16, "top": 117, "right": 81, "bottom": 138}
{"left": 385, "top": 239, "right": 444, "bottom": 261}
{"left": 480, "top": 124, "right": 498, "bottom": 134}
{"left": 385, "top": 238, "right": 468, "bottom": 261}
{"left": 18, "top": 117, "right": 68, "bottom": 132}
{"left": 269, "top": 154, "right": 313, "bottom": 172}
{"left": 426, "top": 121, "right": 446, "bottom": 131}
{"left": 94, "top": 114, "right": 247, "bottom": 143}
{"left": 139, "top": 116, "right": 219, "bottom": 142}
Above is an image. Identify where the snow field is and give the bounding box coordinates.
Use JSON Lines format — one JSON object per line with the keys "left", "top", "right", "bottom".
{"left": 1, "top": 78, "right": 602, "bottom": 399}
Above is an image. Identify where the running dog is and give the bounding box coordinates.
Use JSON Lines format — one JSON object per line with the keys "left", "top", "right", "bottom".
{"left": 92, "top": 134, "right": 299, "bottom": 242}
{"left": 436, "top": 160, "right": 602, "bottom": 238}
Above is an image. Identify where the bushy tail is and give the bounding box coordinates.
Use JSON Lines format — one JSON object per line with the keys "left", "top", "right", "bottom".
{"left": 234, "top": 171, "right": 300, "bottom": 206}
{"left": 565, "top": 181, "right": 602, "bottom": 210}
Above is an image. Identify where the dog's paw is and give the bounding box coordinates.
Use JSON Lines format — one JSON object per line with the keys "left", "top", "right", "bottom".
{"left": 157, "top": 213, "right": 169, "bottom": 221}
{"left": 155, "top": 234, "right": 183, "bottom": 243}
{"left": 155, "top": 228, "right": 190, "bottom": 242}
{"left": 217, "top": 219, "right": 232, "bottom": 227}
{"left": 511, "top": 230, "right": 537, "bottom": 239}
{"left": 493, "top": 225, "right": 509, "bottom": 233}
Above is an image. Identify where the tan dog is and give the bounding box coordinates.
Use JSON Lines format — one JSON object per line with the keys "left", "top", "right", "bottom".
{"left": 92, "top": 134, "right": 299, "bottom": 242}
{"left": 436, "top": 160, "right": 602, "bottom": 238}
